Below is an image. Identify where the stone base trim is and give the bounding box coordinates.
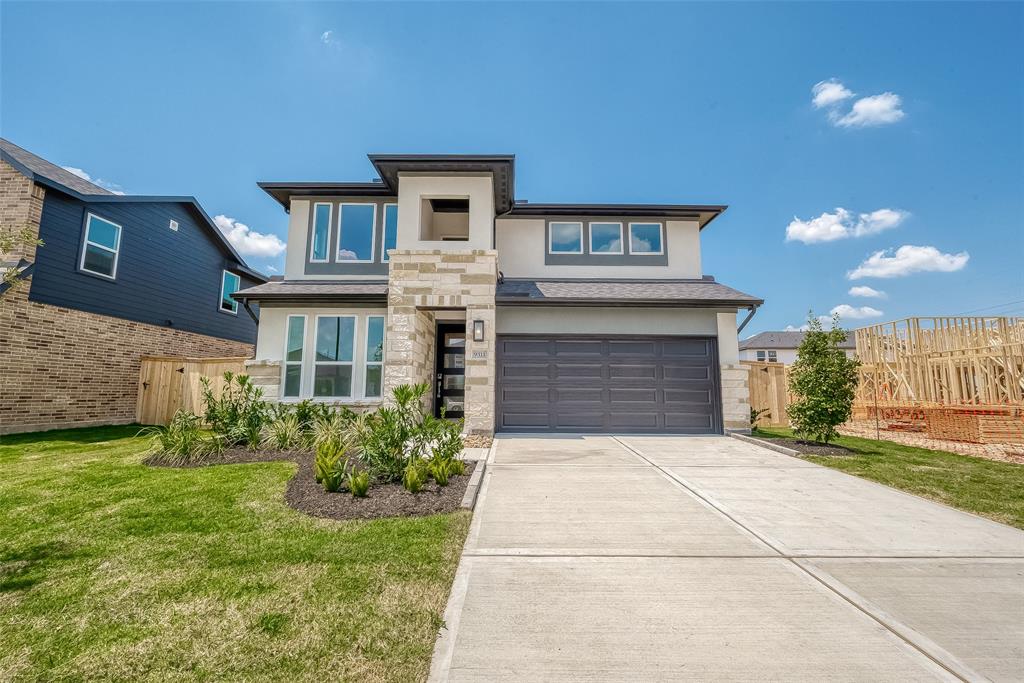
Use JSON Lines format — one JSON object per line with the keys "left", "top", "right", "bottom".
{"left": 720, "top": 362, "right": 751, "bottom": 433}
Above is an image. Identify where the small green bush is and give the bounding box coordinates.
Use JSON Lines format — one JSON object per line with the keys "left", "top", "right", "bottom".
{"left": 140, "top": 410, "right": 223, "bottom": 465}
{"left": 261, "top": 413, "right": 304, "bottom": 451}
{"left": 314, "top": 441, "right": 345, "bottom": 483}
{"left": 429, "top": 459, "right": 451, "bottom": 486}
{"left": 447, "top": 458, "right": 466, "bottom": 477}
{"left": 348, "top": 470, "right": 370, "bottom": 498}
{"left": 402, "top": 463, "right": 425, "bottom": 493}
{"left": 201, "top": 372, "right": 269, "bottom": 449}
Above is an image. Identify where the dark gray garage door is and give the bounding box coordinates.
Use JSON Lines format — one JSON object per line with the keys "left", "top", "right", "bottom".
{"left": 495, "top": 335, "right": 722, "bottom": 434}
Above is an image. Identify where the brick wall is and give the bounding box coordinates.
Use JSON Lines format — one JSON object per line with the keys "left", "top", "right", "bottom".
{"left": 0, "top": 283, "right": 253, "bottom": 435}
{"left": 0, "top": 159, "right": 45, "bottom": 262}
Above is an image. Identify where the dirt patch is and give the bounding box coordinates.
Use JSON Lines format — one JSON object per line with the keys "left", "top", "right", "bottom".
{"left": 147, "top": 449, "right": 475, "bottom": 521}
{"left": 751, "top": 436, "right": 856, "bottom": 457}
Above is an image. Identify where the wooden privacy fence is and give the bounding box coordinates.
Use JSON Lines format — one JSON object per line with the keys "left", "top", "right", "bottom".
{"left": 742, "top": 361, "right": 791, "bottom": 427}
{"left": 136, "top": 356, "right": 249, "bottom": 425}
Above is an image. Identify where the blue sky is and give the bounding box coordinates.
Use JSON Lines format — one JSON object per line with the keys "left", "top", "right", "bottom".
{"left": 2, "top": 1, "right": 1021, "bottom": 335}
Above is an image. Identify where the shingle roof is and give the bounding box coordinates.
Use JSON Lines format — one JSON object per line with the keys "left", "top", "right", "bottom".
{"left": 0, "top": 138, "right": 115, "bottom": 195}
{"left": 739, "top": 330, "right": 855, "bottom": 350}
{"left": 495, "top": 279, "right": 762, "bottom": 307}
{"left": 235, "top": 280, "right": 388, "bottom": 300}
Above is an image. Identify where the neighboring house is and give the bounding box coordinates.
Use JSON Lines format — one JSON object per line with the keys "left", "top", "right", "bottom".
{"left": 0, "top": 138, "right": 266, "bottom": 435}
{"left": 237, "top": 154, "right": 762, "bottom": 436}
{"left": 738, "top": 330, "right": 856, "bottom": 364}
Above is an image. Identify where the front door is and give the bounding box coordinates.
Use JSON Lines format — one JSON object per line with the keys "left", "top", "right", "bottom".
{"left": 435, "top": 323, "right": 466, "bottom": 418}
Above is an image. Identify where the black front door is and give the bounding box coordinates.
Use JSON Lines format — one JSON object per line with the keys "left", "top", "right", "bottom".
{"left": 435, "top": 323, "right": 466, "bottom": 418}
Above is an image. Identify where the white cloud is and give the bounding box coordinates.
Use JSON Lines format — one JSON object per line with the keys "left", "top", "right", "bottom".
{"left": 812, "top": 79, "right": 855, "bottom": 108}
{"left": 830, "top": 304, "right": 884, "bottom": 320}
{"left": 265, "top": 265, "right": 278, "bottom": 273}
{"left": 786, "top": 207, "right": 908, "bottom": 244}
{"left": 848, "top": 285, "right": 886, "bottom": 299}
{"left": 213, "top": 215, "right": 286, "bottom": 258}
{"left": 784, "top": 323, "right": 810, "bottom": 332}
{"left": 320, "top": 30, "right": 334, "bottom": 44}
{"left": 848, "top": 244, "right": 969, "bottom": 279}
{"left": 61, "top": 166, "right": 125, "bottom": 195}
{"left": 835, "top": 92, "right": 906, "bottom": 127}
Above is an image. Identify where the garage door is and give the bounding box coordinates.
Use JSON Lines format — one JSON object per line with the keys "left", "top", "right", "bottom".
{"left": 496, "top": 335, "right": 722, "bottom": 434}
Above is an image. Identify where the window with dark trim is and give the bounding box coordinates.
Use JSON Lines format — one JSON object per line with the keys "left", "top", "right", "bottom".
{"left": 381, "top": 204, "right": 398, "bottom": 262}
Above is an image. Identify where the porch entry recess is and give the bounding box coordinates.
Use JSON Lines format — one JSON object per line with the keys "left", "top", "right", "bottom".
{"left": 435, "top": 322, "right": 466, "bottom": 419}
{"left": 495, "top": 334, "right": 723, "bottom": 434}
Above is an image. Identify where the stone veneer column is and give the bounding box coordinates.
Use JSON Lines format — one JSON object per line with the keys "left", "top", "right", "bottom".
{"left": 384, "top": 250, "right": 498, "bottom": 435}
{"left": 716, "top": 311, "right": 751, "bottom": 433}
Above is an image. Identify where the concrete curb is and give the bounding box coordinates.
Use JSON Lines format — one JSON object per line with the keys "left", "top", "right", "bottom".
{"left": 729, "top": 432, "right": 801, "bottom": 458}
{"left": 459, "top": 441, "right": 494, "bottom": 510}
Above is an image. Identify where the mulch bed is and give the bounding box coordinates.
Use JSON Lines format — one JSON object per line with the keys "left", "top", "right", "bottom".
{"left": 146, "top": 449, "right": 476, "bottom": 521}
{"left": 752, "top": 436, "right": 857, "bottom": 457}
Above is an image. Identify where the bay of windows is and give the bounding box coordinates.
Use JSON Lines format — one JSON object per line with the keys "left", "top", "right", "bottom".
{"left": 283, "top": 313, "right": 385, "bottom": 400}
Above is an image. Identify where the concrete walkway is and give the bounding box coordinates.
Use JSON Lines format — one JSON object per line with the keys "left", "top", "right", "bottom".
{"left": 430, "top": 435, "right": 1024, "bottom": 682}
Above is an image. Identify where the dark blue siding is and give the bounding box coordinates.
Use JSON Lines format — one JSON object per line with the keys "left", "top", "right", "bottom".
{"left": 29, "top": 192, "right": 259, "bottom": 343}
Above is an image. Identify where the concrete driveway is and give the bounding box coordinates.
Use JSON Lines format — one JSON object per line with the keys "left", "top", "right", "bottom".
{"left": 430, "top": 435, "right": 1024, "bottom": 682}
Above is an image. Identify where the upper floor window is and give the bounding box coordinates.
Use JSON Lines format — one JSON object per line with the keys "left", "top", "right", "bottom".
{"left": 220, "top": 270, "right": 241, "bottom": 314}
{"left": 549, "top": 222, "right": 583, "bottom": 254}
{"left": 755, "top": 350, "right": 778, "bottom": 363}
{"left": 80, "top": 213, "right": 122, "bottom": 279}
{"left": 310, "top": 203, "right": 332, "bottom": 263}
{"left": 629, "top": 223, "right": 664, "bottom": 255}
{"left": 337, "top": 203, "right": 376, "bottom": 262}
{"left": 590, "top": 222, "right": 623, "bottom": 254}
{"left": 381, "top": 204, "right": 398, "bottom": 262}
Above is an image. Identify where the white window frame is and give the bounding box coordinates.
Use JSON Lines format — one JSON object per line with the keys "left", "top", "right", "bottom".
{"left": 628, "top": 222, "right": 665, "bottom": 255}
{"left": 548, "top": 221, "right": 584, "bottom": 255}
{"left": 312, "top": 314, "right": 358, "bottom": 399}
{"left": 767, "top": 350, "right": 778, "bottom": 363}
{"left": 363, "top": 315, "right": 386, "bottom": 398}
{"left": 381, "top": 203, "right": 398, "bottom": 262}
{"left": 588, "top": 221, "right": 624, "bottom": 255}
{"left": 336, "top": 202, "right": 377, "bottom": 264}
{"left": 281, "top": 314, "right": 307, "bottom": 399}
{"left": 309, "top": 202, "right": 333, "bottom": 263}
{"left": 756, "top": 350, "right": 766, "bottom": 361}
{"left": 79, "top": 212, "right": 122, "bottom": 280}
{"left": 219, "top": 270, "right": 241, "bottom": 315}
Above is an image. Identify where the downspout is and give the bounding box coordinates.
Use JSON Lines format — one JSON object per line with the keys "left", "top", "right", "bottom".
{"left": 242, "top": 298, "right": 259, "bottom": 325}
{"left": 737, "top": 304, "right": 759, "bottom": 334}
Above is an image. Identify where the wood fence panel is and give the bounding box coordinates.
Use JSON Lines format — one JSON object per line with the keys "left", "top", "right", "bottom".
{"left": 742, "top": 361, "right": 790, "bottom": 427}
{"left": 136, "top": 356, "right": 249, "bottom": 425}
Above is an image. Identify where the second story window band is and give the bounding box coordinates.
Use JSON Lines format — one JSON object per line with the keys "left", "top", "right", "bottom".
{"left": 549, "top": 222, "right": 583, "bottom": 254}
{"left": 337, "top": 203, "right": 376, "bottom": 262}
{"left": 310, "top": 203, "right": 332, "bottom": 262}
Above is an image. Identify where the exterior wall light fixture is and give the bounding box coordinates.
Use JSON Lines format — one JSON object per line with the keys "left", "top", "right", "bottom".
{"left": 472, "top": 319, "right": 485, "bottom": 342}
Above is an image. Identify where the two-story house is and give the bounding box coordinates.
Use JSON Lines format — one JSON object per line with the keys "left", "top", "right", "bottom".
{"left": 237, "top": 155, "right": 762, "bottom": 436}
{"left": 0, "top": 138, "right": 266, "bottom": 434}
{"left": 739, "top": 330, "right": 856, "bottom": 364}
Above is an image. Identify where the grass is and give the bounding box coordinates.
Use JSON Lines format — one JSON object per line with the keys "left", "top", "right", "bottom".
{"left": 0, "top": 426, "right": 471, "bottom": 682}
{"left": 753, "top": 426, "right": 1024, "bottom": 530}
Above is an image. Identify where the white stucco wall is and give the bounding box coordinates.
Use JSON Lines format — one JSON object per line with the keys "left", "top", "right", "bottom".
{"left": 496, "top": 307, "right": 724, "bottom": 336}
{"left": 396, "top": 174, "right": 494, "bottom": 250}
{"left": 284, "top": 199, "right": 311, "bottom": 279}
{"left": 494, "top": 218, "right": 702, "bottom": 279}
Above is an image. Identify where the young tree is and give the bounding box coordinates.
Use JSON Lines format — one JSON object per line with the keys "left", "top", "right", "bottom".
{"left": 787, "top": 312, "right": 860, "bottom": 444}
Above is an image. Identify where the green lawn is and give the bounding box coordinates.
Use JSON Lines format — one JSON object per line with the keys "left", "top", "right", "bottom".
{"left": 0, "top": 426, "right": 470, "bottom": 682}
{"left": 753, "top": 426, "right": 1024, "bottom": 530}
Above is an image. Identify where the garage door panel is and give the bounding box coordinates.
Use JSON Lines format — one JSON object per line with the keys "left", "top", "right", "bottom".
{"left": 497, "top": 334, "right": 721, "bottom": 434}
{"left": 554, "top": 363, "right": 604, "bottom": 380}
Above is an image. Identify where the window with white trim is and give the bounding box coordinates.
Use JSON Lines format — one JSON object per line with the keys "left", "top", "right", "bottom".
{"left": 337, "top": 203, "right": 376, "bottom": 262}
{"left": 629, "top": 222, "right": 664, "bottom": 254}
{"left": 313, "top": 316, "right": 356, "bottom": 397}
{"left": 549, "top": 222, "right": 583, "bottom": 254}
{"left": 381, "top": 204, "right": 398, "bottom": 262}
{"left": 768, "top": 350, "right": 778, "bottom": 363}
{"left": 756, "top": 350, "right": 766, "bottom": 361}
{"left": 80, "top": 213, "right": 122, "bottom": 279}
{"left": 364, "top": 315, "right": 385, "bottom": 397}
{"left": 310, "top": 203, "right": 332, "bottom": 262}
{"left": 589, "top": 222, "right": 623, "bottom": 254}
{"left": 283, "top": 315, "right": 306, "bottom": 398}
{"left": 220, "top": 270, "right": 241, "bottom": 314}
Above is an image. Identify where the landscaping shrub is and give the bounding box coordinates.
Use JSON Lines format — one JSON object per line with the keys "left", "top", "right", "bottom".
{"left": 314, "top": 440, "right": 351, "bottom": 493}
{"left": 261, "top": 413, "right": 304, "bottom": 451}
{"left": 140, "top": 410, "right": 223, "bottom": 465}
{"left": 201, "top": 372, "right": 269, "bottom": 449}
{"left": 348, "top": 470, "right": 370, "bottom": 498}
{"left": 787, "top": 313, "right": 861, "bottom": 444}
{"left": 309, "top": 408, "right": 356, "bottom": 453}
{"left": 361, "top": 407, "right": 413, "bottom": 483}
{"left": 429, "top": 459, "right": 451, "bottom": 486}
{"left": 402, "top": 464, "right": 425, "bottom": 494}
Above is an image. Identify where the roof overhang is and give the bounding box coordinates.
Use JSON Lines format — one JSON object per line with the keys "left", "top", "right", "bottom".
{"left": 369, "top": 154, "right": 515, "bottom": 214}
{"left": 257, "top": 182, "right": 395, "bottom": 211}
